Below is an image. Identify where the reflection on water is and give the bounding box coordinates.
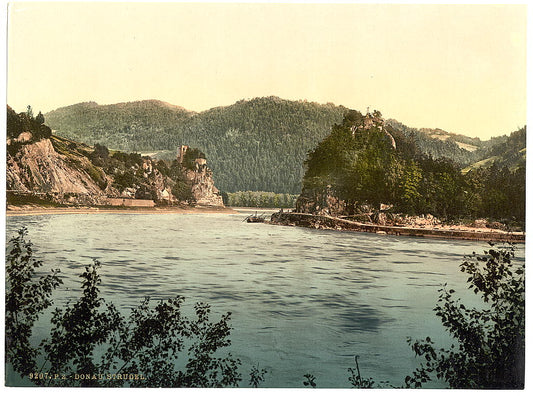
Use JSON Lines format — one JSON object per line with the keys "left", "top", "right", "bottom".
{"left": 5, "top": 211, "right": 522, "bottom": 388}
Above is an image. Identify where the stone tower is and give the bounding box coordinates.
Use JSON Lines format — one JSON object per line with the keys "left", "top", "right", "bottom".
{"left": 176, "top": 145, "right": 189, "bottom": 163}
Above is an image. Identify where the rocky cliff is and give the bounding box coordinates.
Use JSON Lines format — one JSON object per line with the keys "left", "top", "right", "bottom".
{"left": 6, "top": 106, "right": 224, "bottom": 207}
{"left": 185, "top": 166, "right": 223, "bottom": 206}
{"left": 8, "top": 137, "right": 96, "bottom": 194}
{"left": 6, "top": 137, "right": 110, "bottom": 205}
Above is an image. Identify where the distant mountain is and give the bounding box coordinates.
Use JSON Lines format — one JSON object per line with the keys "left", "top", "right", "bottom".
{"left": 462, "top": 126, "right": 526, "bottom": 173}
{"left": 384, "top": 119, "right": 489, "bottom": 165}
{"left": 44, "top": 97, "right": 517, "bottom": 194}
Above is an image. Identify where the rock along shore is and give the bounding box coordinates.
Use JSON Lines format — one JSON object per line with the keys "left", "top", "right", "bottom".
{"left": 269, "top": 212, "right": 525, "bottom": 243}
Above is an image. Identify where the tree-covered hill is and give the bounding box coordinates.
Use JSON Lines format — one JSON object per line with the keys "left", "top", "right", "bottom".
{"left": 298, "top": 110, "right": 525, "bottom": 226}
{"left": 44, "top": 97, "right": 519, "bottom": 194}
{"left": 385, "top": 119, "right": 488, "bottom": 165}
{"left": 45, "top": 100, "right": 195, "bottom": 151}
{"left": 462, "top": 126, "right": 526, "bottom": 173}
{"left": 45, "top": 97, "right": 348, "bottom": 193}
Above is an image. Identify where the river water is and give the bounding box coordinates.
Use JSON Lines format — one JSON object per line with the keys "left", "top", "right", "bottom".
{"left": 5, "top": 210, "right": 523, "bottom": 388}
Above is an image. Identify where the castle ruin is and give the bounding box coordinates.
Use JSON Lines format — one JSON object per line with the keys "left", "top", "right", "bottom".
{"left": 351, "top": 108, "right": 396, "bottom": 150}
{"left": 177, "top": 145, "right": 188, "bottom": 163}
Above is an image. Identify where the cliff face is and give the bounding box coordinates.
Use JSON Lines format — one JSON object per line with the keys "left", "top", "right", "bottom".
{"left": 6, "top": 137, "right": 224, "bottom": 207}
{"left": 185, "top": 166, "right": 224, "bottom": 207}
{"left": 7, "top": 137, "right": 112, "bottom": 205}
{"left": 6, "top": 106, "right": 224, "bottom": 207}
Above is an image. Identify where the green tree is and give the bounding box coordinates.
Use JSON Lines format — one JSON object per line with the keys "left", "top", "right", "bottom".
{"left": 182, "top": 147, "right": 206, "bottom": 170}
{"left": 113, "top": 169, "right": 137, "bottom": 190}
{"left": 171, "top": 179, "right": 195, "bottom": 204}
{"left": 5, "top": 228, "right": 62, "bottom": 379}
{"left": 170, "top": 160, "right": 195, "bottom": 204}
{"left": 92, "top": 143, "right": 110, "bottom": 159}
{"left": 7, "top": 105, "right": 23, "bottom": 138}
{"left": 405, "top": 244, "right": 525, "bottom": 389}
{"left": 395, "top": 160, "right": 422, "bottom": 214}
{"left": 5, "top": 229, "right": 247, "bottom": 388}
{"left": 249, "top": 364, "right": 268, "bottom": 388}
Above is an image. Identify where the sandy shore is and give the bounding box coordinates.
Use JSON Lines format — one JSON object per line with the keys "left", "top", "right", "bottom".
{"left": 5, "top": 205, "right": 238, "bottom": 217}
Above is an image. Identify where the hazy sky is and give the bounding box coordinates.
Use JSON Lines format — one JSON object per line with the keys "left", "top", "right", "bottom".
{"left": 7, "top": 2, "right": 527, "bottom": 139}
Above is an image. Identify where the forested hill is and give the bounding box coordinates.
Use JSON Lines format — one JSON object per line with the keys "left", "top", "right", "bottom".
{"left": 46, "top": 97, "right": 348, "bottom": 193}
{"left": 385, "top": 119, "right": 487, "bottom": 165}
{"left": 45, "top": 97, "right": 509, "bottom": 194}
{"left": 298, "top": 110, "right": 526, "bottom": 225}
{"left": 45, "top": 100, "right": 195, "bottom": 149}
{"left": 462, "top": 126, "right": 526, "bottom": 173}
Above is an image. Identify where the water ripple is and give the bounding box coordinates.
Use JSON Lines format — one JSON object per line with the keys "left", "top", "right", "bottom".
{"left": 5, "top": 212, "right": 513, "bottom": 388}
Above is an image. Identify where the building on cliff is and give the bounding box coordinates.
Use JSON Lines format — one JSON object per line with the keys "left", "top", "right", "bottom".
{"left": 177, "top": 145, "right": 188, "bottom": 163}
{"left": 351, "top": 108, "right": 396, "bottom": 150}
{"left": 176, "top": 145, "right": 223, "bottom": 206}
{"left": 6, "top": 103, "right": 224, "bottom": 208}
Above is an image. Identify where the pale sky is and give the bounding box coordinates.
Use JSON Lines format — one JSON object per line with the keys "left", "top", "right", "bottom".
{"left": 6, "top": 2, "right": 528, "bottom": 139}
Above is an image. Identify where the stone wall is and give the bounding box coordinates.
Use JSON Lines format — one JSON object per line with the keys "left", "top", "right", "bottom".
{"left": 107, "top": 198, "right": 156, "bottom": 207}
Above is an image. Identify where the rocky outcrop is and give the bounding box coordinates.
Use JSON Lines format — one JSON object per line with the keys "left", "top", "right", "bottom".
{"left": 185, "top": 164, "right": 224, "bottom": 206}
{"left": 270, "top": 212, "right": 525, "bottom": 242}
{"left": 7, "top": 138, "right": 223, "bottom": 209}
{"left": 6, "top": 137, "right": 224, "bottom": 207}
{"left": 174, "top": 145, "right": 223, "bottom": 206}
{"left": 7, "top": 105, "right": 224, "bottom": 207}
{"left": 6, "top": 138, "right": 110, "bottom": 205}
{"left": 295, "top": 187, "right": 346, "bottom": 217}
{"left": 130, "top": 156, "right": 222, "bottom": 206}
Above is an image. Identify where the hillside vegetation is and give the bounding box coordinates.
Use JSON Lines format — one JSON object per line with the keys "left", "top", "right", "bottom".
{"left": 7, "top": 106, "right": 222, "bottom": 207}
{"left": 44, "top": 97, "right": 509, "bottom": 194}
{"left": 385, "top": 119, "right": 486, "bottom": 165}
{"left": 46, "top": 97, "right": 347, "bottom": 193}
{"left": 298, "top": 110, "right": 525, "bottom": 226}
{"left": 462, "top": 127, "right": 526, "bottom": 173}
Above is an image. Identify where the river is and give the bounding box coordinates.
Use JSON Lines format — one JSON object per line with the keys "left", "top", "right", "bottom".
{"left": 5, "top": 210, "right": 522, "bottom": 388}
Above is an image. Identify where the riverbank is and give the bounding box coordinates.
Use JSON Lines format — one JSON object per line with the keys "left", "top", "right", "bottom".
{"left": 5, "top": 204, "right": 237, "bottom": 217}
{"left": 269, "top": 212, "right": 525, "bottom": 243}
